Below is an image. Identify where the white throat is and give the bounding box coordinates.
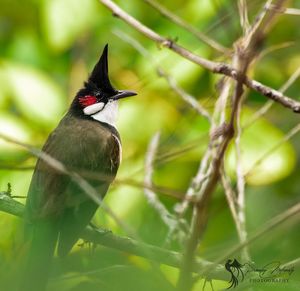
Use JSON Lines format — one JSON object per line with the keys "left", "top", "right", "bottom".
{"left": 84, "top": 101, "right": 119, "bottom": 127}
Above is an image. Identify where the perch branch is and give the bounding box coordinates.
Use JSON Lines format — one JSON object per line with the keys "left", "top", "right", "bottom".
{"left": 0, "top": 191, "right": 228, "bottom": 281}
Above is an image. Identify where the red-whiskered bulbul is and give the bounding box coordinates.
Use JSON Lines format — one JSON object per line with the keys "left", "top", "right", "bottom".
{"left": 21, "top": 44, "right": 136, "bottom": 291}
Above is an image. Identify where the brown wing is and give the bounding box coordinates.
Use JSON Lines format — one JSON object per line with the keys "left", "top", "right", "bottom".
{"left": 25, "top": 114, "right": 120, "bottom": 256}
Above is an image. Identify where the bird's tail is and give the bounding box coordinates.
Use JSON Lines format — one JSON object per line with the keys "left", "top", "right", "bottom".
{"left": 20, "top": 219, "right": 59, "bottom": 291}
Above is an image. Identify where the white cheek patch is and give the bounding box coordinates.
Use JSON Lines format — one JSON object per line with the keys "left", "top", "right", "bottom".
{"left": 83, "top": 102, "right": 105, "bottom": 115}
{"left": 91, "top": 101, "right": 119, "bottom": 128}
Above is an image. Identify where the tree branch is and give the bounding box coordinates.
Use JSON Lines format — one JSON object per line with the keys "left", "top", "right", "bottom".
{"left": 143, "top": 0, "right": 229, "bottom": 54}
{"left": 177, "top": 0, "right": 288, "bottom": 288}
{"left": 0, "top": 191, "right": 228, "bottom": 281}
{"left": 144, "top": 132, "right": 177, "bottom": 231}
{"left": 99, "top": 0, "right": 300, "bottom": 113}
{"left": 113, "top": 29, "right": 211, "bottom": 121}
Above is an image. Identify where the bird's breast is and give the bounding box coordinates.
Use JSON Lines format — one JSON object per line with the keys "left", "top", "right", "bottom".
{"left": 112, "top": 134, "right": 122, "bottom": 164}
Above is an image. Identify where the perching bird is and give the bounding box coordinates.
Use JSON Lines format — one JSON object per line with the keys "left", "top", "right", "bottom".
{"left": 20, "top": 44, "right": 136, "bottom": 291}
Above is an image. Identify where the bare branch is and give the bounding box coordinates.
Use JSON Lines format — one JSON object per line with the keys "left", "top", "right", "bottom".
{"left": 177, "top": 0, "right": 289, "bottom": 287}
{"left": 177, "top": 70, "right": 242, "bottom": 289}
{"left": 247, "top": 0, "right": 274, "bottom": 39}
{"left": 244, "top": 66, "right": 300, "bottom": 127}
{"left": 144, "top": 0, "right": 229, "bottom": 54}
{"left": 234, "top": 94, "right": 250, "bottom": 261}
{"left": 99, "top": 0, "right": 300, "bottom": 113}
{"left": 269, "top": 4, "right": 300, "bottom": 15}
{"left": 175, "top": 78, "right": 232, "bottom": 218}
{"left": 114, "top": 29, "right": 211, "bottom": 120}
{"left": 243, "top": 77, "right": 300, "bottom": 112}
{"left": 220, "top": 170, "right": 239, "bottom": 227}
{"left": 238, "top": 0, "right": 250, "bottom": 34}
{"left": 0, "top": 191, "right": 228, "bottom": 281}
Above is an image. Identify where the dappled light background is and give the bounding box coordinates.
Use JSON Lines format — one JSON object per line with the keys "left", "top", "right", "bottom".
{"left": 1, "top": 0, "right": 300, "bottom": 290}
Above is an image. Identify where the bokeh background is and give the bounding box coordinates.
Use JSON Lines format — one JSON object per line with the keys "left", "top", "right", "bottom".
{"left": 0, "top": 0, "right": 300, "bottom": 290}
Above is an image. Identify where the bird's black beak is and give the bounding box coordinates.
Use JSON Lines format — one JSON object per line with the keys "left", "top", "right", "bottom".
{"left": 112, "top": 90, "right": 137, "bottom": 100}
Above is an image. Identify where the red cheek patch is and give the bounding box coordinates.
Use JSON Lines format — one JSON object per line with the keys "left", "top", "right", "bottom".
{"left": 79, "top": 95, "right": 97, "bottom": 107}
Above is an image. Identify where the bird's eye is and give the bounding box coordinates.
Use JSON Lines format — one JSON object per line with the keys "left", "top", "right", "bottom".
{"left": 79, "top": 95, "right": 97, "bottom": 107}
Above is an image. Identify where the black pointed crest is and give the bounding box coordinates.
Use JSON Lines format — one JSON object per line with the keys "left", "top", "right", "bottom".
{"left": 88, "top": 44, "right": 115, "bottom": 93}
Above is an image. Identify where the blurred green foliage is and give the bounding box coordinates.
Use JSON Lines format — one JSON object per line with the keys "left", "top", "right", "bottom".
{"left": 0, "top": 0, "right": 300, "bottom": 290}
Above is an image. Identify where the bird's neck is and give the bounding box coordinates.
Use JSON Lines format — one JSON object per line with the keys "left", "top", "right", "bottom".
{"left": 91, "top": 100, "right": 119, "bottom": 128}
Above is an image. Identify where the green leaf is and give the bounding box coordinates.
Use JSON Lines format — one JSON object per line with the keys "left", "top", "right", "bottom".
{"left": 225, "top": 109, "right": 296, "bottom": 185}
{"left": 4, "top": 62, "right": 66, "bottom": 128}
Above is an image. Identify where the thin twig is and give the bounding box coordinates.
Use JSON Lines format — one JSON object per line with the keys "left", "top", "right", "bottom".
{"left": 220, "top": 170, "right": 239, "bottom": 231}
{"left": 144, "top": 132, "right": 177, "bottom": 230}
{"left": 258, "top": 41, "right": 294, "bottom": 61}
{"left": 244, "top": 66, "right": 300, "bottom": 127}
{"left": 245, "top": 122, "right": 300, "bottom": 178}
{"left": 157, "top": 68, "right": 212, "bottom": 121}
{"left": 114, "top": 29, "right": 211, "bottom": 120}
{"left": 205, "top": 201, "right": 300, "bottom": 275}
{"left": 238, "top": 0, "right": 250, "bottom": 34}
{"left": 244, "top": 100, "right": 273, "bottom": 128}
{"left": 282, "top": 257, "right": 300, "bottom": 269}
{"left": 174, "top": 149, "right": 211, "bottom": 218}
{"left": 99, "top": 0, "right": 300, "bottom": 113}
{"left": 143, "top": 0, "right": 229, "bottom": 54}
{"left": 280, "top": 67, "right": 300, "bottom": 93}
{"left": 175, "top": 78, "right": 232, "bottom": 218}
{"left": 177, "top": 62, "right": 244, "bottom": 290}
{"left": 269, "top": 4, "right": 300, "bottom": 15}
{"left": 247, "top": 0, "right": 274, "bottom": 40}
{"left": 193, "top": 202, "right": 300, "bottom": 290}
{"left": 234, "top": 93, "right": 250, "bottom": 261}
